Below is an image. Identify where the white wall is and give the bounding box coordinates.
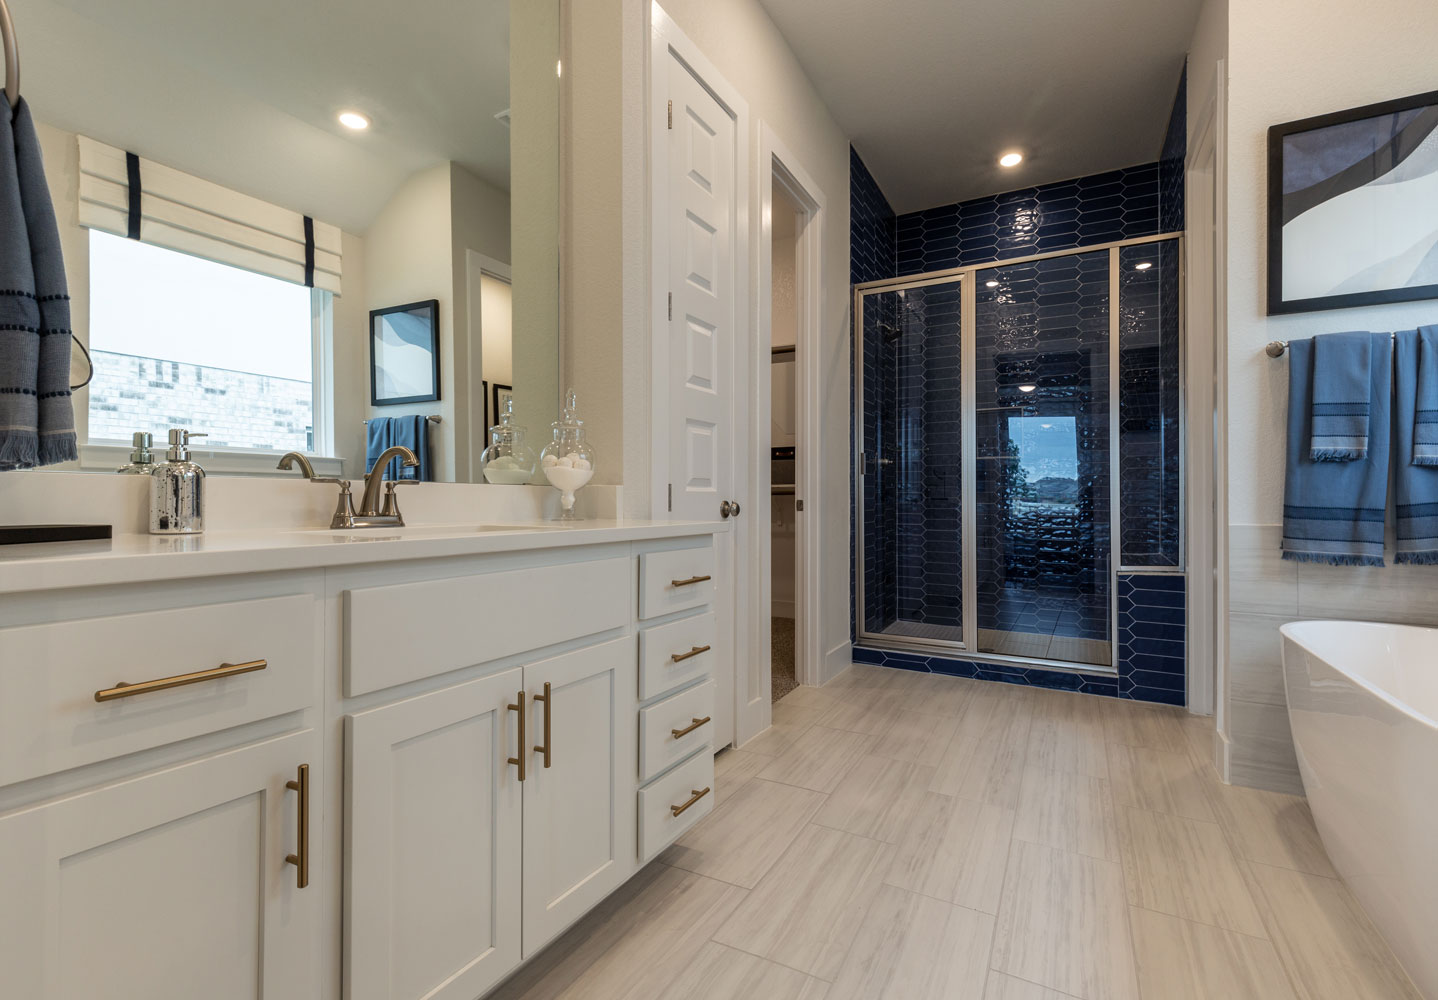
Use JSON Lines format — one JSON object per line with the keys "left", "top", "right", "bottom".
{"left": 564, "top": 0, "right": 854, "bottom": 676}
{"left": 1222, "top": 0, "right": 1438, "bottom": 791}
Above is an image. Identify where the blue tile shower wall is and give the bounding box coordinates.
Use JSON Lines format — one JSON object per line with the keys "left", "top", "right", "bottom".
{"left": 1159, "top": 64, "right": 1187, "bottom": 235}
{"left": 895, "top": 164, "right": 1162, "bottom": 275}
{"left": 855, "top": 573, "right": 1184, "bottom": 705}
{"left": 851, "top": 149, "right": 898, "bottom": 637}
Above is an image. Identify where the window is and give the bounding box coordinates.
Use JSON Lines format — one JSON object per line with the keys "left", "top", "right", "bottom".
{"left": 86, "top": 231, "right": 327, "bottom": 453}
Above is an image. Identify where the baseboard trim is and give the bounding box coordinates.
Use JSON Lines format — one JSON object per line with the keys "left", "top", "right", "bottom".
{"left": 820, "top": 640, "right": 853, "bottom": 685}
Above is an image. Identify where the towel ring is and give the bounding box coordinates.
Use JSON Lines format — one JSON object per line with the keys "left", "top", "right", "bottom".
{"left": 1, "top": 0, "right": 18, "bottom": 114}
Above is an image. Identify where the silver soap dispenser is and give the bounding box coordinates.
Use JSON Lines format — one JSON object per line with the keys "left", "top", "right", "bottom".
{"left": 150, "top": 429, "right": 208, "bottom": 534}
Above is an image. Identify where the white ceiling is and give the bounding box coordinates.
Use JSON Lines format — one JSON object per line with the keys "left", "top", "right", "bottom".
{"left": 19, "top": 0, "right": 515, "bottom": 232}
{"left": 757, "top": 0, "right": 1200, "bottom": 214}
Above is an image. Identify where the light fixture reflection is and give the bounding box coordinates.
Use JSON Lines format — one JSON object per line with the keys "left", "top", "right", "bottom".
{"left": 985, "top": 279, "right": 999, "bottom": 288}
{"left": 998, "top": 151, "right": 1023, "bottom": 168}
{"left": 1018, "top": 384, "right": 1037, "bottom": 393}
{"left": 1135, "top": 261, "right": 1153, "bottom": 270}
{"left": 338, "top": 111, "right": 370, "bottom": 130}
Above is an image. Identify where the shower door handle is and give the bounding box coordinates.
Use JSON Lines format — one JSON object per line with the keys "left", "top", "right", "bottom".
{"left": 720, "top": 500, "right": 742, "bottom": 519}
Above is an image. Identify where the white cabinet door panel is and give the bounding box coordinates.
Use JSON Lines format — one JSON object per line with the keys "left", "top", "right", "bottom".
{"left": 0, "top": 729, "right": 320, "bottom": 1000}
{"left": 346, "top": 669, "right": 523, "bottom": 1000}
{"left": 521, "top": 637, "right": 637, "bottom": 956}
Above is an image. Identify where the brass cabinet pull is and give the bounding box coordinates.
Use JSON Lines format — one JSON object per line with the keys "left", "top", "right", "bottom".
{"left": 507, "top": 690, "right": 527, "bottom": 782}
{"left": 671, "top": 786, "right": 711, "bottom": 817}
{"left": 670, "top": 575, "right": 712, "bottom": 588}
{"left": 93, "top": 659, "right": 267, "bottom": 702}
{"left": 671, "top": 644, "right": 712, "bottom": 663}
{"left": 671, "top": 716, "right": 711, "bottom": 739}
{"left": 533, "top": 682, "right": 552, "bottom": 769}
{"left": 285, "top": 764, "right": 310, "bottom": 889}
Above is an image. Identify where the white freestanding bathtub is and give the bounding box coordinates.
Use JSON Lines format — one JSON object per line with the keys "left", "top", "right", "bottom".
{"left": 1280, "top": 620, "right": 1437, "bottom": 998}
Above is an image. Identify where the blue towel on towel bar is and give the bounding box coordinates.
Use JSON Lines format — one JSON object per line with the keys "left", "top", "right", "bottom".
{"left": 365, "top": 415, "right": 432, "bottom": 482}
{"left": 1394, "top": 329, "right": 1438, "bottom": 563}
{"left": 1282, "top": 334, "right": 1390, "bottom": 566}
{"left": 1310, "top": 331, "right": 1373, "bottom": 462}
{"left": 1412, "top": 326, "right": 1438, "bottom": 466}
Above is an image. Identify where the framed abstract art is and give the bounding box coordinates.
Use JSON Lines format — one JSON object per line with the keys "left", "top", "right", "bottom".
{"left": 1268, "top": 90, "right": 1438, "bottom": 315}
{"left": 370, "top": 299, "right": 440, "bottom": 405}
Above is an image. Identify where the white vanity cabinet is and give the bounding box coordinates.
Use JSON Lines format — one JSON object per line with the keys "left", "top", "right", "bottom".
{"left": 0, "top": 523, "right": 721, "bottom": 1000}
{"left": 0, "top": 728, "right": 323, "bottom": 1000}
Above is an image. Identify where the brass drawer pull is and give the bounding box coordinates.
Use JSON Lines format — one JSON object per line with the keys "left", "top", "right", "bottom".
{"left": 507, "top": 690, "right": 527, "bottom": 782}
{"left": 671, "top": 716, "right": 711, "bottom": 739}
{"left": 671, "top": 786, "right": 711, "bottom": 817}
{"left": 94, "top": 659, "right": 267, "bottom": 702}
{"left": 670, "top": 575, "right": 712, "bottom": 588}
{"left": 533, "top": 682, "right": 552, "bottom": 769}
{"left": 671, "top": 644, "right": 712, "bottom": 663}
{"left": 285, "top": 763, "right": 310, "bottom": 889}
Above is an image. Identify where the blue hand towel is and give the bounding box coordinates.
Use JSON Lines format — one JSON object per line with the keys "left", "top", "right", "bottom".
{"left": 0, "top": 96, "right": 77, "bottom": 469}
{"left": 1309, "top": 331, "right": 1372, "bottom": 462}
{"left": 365, "top": 415, "right": 432, "bottom": 482}
{"left": 1411, "top": 326, "right": 1438, "bottom": 466}
{"left": 1394, "top": 330, "right": 1438, "bottom": 563}
{"left": 1282, "top": 334, "right": 1390, "bottom": 566}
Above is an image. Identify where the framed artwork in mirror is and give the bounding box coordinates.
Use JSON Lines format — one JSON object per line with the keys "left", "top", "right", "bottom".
{"left": 482, "top": 380, "right": 490, "bottom": 432}
{"left": 370, "top": 300, "right": 440, "bottom": 405}
{"left": 1268, "top": 89, "right": 1438, "bottom": 314}
{"left": 492, "top": 383, "right": 514, "bottom": 423}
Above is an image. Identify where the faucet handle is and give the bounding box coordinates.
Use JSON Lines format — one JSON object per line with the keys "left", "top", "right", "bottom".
{"left": 380, "top": 478, "right": 418, "bottom": 519}
{"left": 328, "top": 480, "right": 358, "bottom": 529}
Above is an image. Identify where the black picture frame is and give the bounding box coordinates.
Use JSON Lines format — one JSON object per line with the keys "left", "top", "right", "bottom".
{"left": 370, "top": 299, "right": 441, "bottom": 405}
{"left": 1267, "top": 89, "right": 1438, "bottom": 315}
{"left": 482, "top": 380, "right": 490, "bottom": 433}
{"left": 492, "top": 383, "right": 513, "bottom": 424}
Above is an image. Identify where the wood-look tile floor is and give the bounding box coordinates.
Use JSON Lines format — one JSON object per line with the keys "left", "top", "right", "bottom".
{"left": 492, "top": 665, "right": 1421, "bottom": 1000}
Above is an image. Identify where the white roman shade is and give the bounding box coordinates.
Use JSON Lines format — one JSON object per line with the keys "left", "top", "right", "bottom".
{"left": 76, "top": 136, "right": 343, "bottom": 294}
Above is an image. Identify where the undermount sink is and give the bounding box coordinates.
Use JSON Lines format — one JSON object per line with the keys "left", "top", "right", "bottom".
{"left": 300, "top": 523, "right": 564, "bottom": 541}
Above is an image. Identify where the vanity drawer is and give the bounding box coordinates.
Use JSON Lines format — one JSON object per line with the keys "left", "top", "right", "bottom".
{"left": 637, "top": 745, "right": 714, "bottom": 861}
{"left": 637, "top": 545, "right": 715, "bottom": 621}
{"left": 637, "top": 611, "right": 715, "bottom": 701}
{"left": 344, "top": 556, "right": 629, "bottom": 697}
{"left": 0, "top": 594, "right": 315, "bottom": 786}
{"left": 639, "top": 679, "right": 714, "bottom": 781}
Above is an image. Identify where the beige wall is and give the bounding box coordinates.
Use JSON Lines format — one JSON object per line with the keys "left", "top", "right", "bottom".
{"left": 1222, "top": 0, "right": 1438, "bottom": 791}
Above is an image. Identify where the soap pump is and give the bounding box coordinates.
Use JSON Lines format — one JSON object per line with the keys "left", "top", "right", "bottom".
{"left": 150, "top": 429, "right": 209, "bottom": 535}
{"left": 116, "top": 432, "right": 156, "bottom": 474}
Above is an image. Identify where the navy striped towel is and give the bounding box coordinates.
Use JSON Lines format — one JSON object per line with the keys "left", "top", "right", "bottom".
{"left": 1282, "top": 334, "right": 1390, "bottom": 566}
{"left": 1309, "top": 331, "right": 1372, "bottom": 462}
{"left": 1395, "top": 330, "right": 1438, "bottom": 563}
{"left": 1412, "top": 326, "right": 1438, "bottom": 466}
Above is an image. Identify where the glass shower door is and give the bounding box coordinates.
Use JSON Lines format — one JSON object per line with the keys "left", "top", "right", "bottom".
{"left": 972, "top": 251, "right": 1112, "bottom": 666}
{"left": 858, "top": 277, "right": 966, "bottom": 646}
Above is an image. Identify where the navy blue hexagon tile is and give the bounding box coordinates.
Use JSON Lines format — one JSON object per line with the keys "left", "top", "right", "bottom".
{"left": 1117, "top": 573, "right": 1186, "bottom": 705}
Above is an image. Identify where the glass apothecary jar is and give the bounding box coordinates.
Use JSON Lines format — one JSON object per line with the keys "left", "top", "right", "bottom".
{"left": 479, "top": 399, "right": 538, "bottom": 485}
{"left": 540, "top": 389, "right": 595, "bottom": 519}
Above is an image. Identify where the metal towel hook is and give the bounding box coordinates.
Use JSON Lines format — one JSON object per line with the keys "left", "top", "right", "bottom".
{"left": 0, "top": 0, "right": 17, "bottom": 115}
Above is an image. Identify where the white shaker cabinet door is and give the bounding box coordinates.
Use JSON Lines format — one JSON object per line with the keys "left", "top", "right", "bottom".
{"left": 345, "top": 668, "right": 524, "bottom": 1000}
{"left": 0, "top": 729, "right": 321, "bottom": 1000}
{"left": 521, "top": 637, "right": 637, "bottom": 957}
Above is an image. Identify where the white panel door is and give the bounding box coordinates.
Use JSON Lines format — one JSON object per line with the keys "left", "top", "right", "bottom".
{"left": 665, "top": 49, "right": 740, "bottom": 750}
{"left": 345, "top": 669, "right": 523, "bottom": 1000}
{"left": 0, "top": 729, "right": 321, "bottom": 1000}
{"left": 521, "top": 637, "right": 637, "bottom": 956}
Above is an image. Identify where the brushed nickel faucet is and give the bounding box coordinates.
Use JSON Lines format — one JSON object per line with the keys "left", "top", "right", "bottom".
{"left": 277, "top": 447, "right": 420, "bottom": 528}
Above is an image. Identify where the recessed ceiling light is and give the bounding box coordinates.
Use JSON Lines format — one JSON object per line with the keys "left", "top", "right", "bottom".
{"left": 1018, "top": 383, "right": 1037, "bottom": 393}
{"left": 985, "top": 280, "right": 1000, "bottom": 288}
{"left": 1135, "top": 261, "right": 1153, "bottom": 270}
{"left": 998, "top": 151, "right": 1023, "bottom": 168}
{"left": 338, "top": 111, "right": 370, "bottom": 131}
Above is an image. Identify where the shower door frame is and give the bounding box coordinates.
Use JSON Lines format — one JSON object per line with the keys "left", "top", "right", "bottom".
{"left": 854, "top": 230, "right": 1186, "bottom": 675}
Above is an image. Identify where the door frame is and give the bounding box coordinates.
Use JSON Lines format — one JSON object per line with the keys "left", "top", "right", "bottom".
{"left": 648, "top": 5, "right": 751, "bottom": 749}
{"left": 466, "top": 250, "right": 513, "bottom": 476}
{"left": 750, "top": 123, "right": 826, "bottom": 739}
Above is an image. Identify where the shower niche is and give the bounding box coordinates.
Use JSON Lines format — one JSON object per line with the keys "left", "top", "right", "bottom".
{"left": 855, "top": 237, "right": 1181, "bottom": 672}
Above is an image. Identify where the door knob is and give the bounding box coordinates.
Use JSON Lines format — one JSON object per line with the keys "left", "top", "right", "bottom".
{"left": 720, "top": 499, "right": 742, "bottom": 518}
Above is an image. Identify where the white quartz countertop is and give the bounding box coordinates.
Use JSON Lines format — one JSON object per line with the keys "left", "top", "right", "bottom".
{"left": 0, "top": 519, "right": 725, "bottom": 594}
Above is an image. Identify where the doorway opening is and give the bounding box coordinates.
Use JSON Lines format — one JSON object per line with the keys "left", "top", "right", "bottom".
{"left": 769, "top": 183, "right": 803, "bottom": 705}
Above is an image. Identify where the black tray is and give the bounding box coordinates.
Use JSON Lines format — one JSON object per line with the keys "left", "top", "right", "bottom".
{"left": 0, "top": 524, "right": 113, "bottom": 545}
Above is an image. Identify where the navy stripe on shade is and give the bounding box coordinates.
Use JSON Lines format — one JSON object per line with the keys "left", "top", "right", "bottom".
{"left": 303, "top": 216, "right": 316, "bottom": 288}
{"left": 125, "top": 152, "right": 142, "bottom": 239}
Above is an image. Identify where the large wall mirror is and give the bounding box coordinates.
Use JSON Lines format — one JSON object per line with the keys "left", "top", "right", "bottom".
{"left": 22, "top": 0, "right": 560, "bottom": 483}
